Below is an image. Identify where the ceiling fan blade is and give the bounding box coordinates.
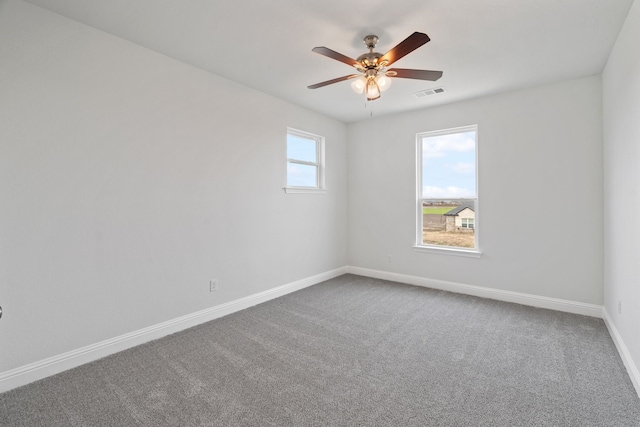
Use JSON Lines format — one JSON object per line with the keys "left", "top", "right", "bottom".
{"left": 388, "top": 68, "right": 443, "bottom": 81}
{"left": 312, "top": 47, "right": 360, "bottom": 67}
{"left": 379, "top": 32, "right": 430, "bottom": 66}
{"left": 307, "top": 74, "right": 360, "bottom": 89}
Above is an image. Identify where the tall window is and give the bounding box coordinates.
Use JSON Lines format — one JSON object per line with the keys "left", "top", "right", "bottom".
{"left": 285, "top": 128, "right": 325, "bottom": 193}
{"left": 416, "top": 125, "right": 478, "bottom": 251}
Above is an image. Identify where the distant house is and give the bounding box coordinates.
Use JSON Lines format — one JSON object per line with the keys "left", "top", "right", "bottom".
{"left": 444, "top": 205, "right": 475, "bottom": 232}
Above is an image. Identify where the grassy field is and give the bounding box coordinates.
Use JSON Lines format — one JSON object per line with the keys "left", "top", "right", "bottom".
{"left": 422, "top": 206, "right": 456, "bottom": 215}
{"left": 423, "top": 229, "right": 475, "bottom": 248}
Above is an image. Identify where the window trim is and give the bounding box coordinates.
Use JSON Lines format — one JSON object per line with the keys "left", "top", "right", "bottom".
{"left": 414, "top": 125, "right": 481, "bottom": 256}
{"left": 284, "top": 127, "right": 326, "bottom": 194}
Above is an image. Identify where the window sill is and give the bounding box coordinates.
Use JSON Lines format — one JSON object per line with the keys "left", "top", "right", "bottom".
{"left": 283, "top": 187, "right": 326, "bottom": 194}
{"left": 413, "top": 245, "right": 482, "bottom": 258}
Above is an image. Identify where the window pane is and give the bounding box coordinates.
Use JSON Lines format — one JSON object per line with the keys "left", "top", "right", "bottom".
{"left": 422, "top": 200, "right": 475, "bottom": 248}
{"left": 287, "top": 134, "right": 317, "bottom": 163}
{"left": 287, "top": 162, "right": 317, "bottom": 187}
{"left": 422, "top": 131, "right": 476, "bottom": 199}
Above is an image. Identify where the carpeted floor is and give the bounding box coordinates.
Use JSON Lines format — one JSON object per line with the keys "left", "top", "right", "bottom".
{"left": 1, "top": 274, "right": 639, "bottom": 426}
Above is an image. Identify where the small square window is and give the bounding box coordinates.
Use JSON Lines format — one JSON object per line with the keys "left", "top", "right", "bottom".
{"left": 285, "top": 128, "right": 325, "bottom": 193}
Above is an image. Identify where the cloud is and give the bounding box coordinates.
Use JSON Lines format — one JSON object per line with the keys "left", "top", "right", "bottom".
{"left": 422, "top": 132, "right": 475, "bottom": 159}
{"left": 423, "top": 186, "right": 475, "bottom": 199}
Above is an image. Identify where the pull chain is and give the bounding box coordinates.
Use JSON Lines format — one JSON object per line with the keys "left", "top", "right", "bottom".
{"left": 364, "top": 99, "right": 374, "bottom": 118}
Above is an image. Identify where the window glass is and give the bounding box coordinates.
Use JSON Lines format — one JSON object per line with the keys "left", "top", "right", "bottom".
{"left": 287, "top": 162, "right": 317, "bottom": 188}
{"left": 418, "top": 126, "right": 478, "bottom": 250}
{"left": 287, "top": 135, "right": 317, "bottom": 163}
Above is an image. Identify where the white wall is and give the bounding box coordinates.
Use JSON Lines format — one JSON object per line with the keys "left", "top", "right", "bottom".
{"left": 348, "top": 76, "right": 603, "bottom": 305}
{"left": 0, "top": 0, "right": 347, "bottom": 373}
{"left": 603, "top": 0, "right": 640, "bottom": 388}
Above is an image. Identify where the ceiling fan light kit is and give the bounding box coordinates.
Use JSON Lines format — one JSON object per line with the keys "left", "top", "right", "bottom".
{"left": 308, "top": 32, "right": 442, "bottom": 101}
{"left": 350, "top": 71, "right": 392, "bottom": 99}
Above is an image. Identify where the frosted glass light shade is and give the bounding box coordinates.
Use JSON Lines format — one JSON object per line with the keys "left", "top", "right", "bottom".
{"left": 366, "top": 79, "right": 380, "bottom": 100}
{"left": 351, "top": 77, "right": 366, "bottom": 94}
{"left": 376, "top": 74, "right": 392, "bottom": 92}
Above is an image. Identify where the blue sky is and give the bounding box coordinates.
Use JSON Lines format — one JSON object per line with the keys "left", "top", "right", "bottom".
{"left": 422, "top": 130, "right": 476, "bottom": 199}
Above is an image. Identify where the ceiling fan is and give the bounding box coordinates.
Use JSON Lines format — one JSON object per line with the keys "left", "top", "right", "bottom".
{"left": 308, "top": 32, "right": 443, "bottom": 101}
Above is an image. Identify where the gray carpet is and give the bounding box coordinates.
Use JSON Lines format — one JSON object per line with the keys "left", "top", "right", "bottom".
{"left": 1, "top": 274, "right": 639, "bottom": 426}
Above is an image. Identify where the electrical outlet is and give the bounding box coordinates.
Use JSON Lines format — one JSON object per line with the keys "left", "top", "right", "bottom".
{"left": 618, "top": 301, "right": 622, "bottom": 314}
{"left": 210, "top": 280, "right": 218, "bottom": 292}
{"left": 387, "top": 254, "right": 392, "bottom": 263}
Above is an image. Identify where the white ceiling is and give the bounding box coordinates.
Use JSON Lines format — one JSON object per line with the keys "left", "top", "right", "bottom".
{"left": 24, "top": 0, "right": 634, "bottom": 123}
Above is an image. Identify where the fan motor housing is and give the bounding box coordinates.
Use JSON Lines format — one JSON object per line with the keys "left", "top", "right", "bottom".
{"left": 358, "top": 35, "right": 386, "bottom": 69}
{"left": 357, "top": 52, "right": 383, "bottom": 68}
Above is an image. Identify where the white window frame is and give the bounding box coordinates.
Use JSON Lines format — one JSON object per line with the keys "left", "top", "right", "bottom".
{"left": 284, "top": 127, "right": 326, "bottom": 194}
{"left": 462, "top": 218, "right": 474, "bottom": 229}
{"left": 414, "top": 125, "right": 481, "bottom": 258}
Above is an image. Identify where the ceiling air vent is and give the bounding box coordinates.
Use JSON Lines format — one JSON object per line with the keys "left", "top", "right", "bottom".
{"left": 413, "top": 87, "right": 446, "bottom": 98}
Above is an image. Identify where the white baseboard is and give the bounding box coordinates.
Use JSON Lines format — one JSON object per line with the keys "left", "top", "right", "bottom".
{"left": 602, "top": 308, "right": 640, "bottom": 399}
{"left": 0, "top": 267, "right": 347, "bottom": 394}
{"left": 347, "top": 266, "right": 603, "bottom": 318}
